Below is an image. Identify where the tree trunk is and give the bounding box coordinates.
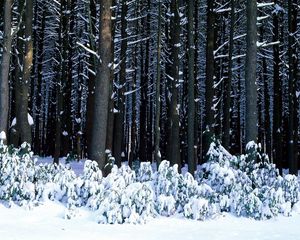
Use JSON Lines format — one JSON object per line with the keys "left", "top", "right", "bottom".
{"left": 222, "top": 0, "right": 235, "bottom": 150}
{"left": 90, "top": 0, "right": 114, "bottom": 169}
{"left": 17, "top": 0, "right": 33, "bottom": 145}
{"left": 54, "top": 0, "right": 69, "bottom": 163}
{"left": 287, "top": 0, "right": 298, "bottom": 175}
{"left": 155, "top": 0, "right": 162, "bottom": 168}
{"left": 0, "top": 0, "right": 13, "bottom": 140}
{"left": 245, "top": 0, "right": 257, "bottom": 146}
{"left": 167, "top": 0, "right": 181, "bottom": 171}
{"left": 86, "top": 0, "right": 97, "bottom": 157}
{"left": 272, "top": 0, "right": 282, "bottom": 174}
{"left": 187, "top": 0, "right": 196, "bottom": 175}
{"left": 113, "top": 0, "right": 127, "bottom": 166}
{"left": 204, "top": 0, "right": 215, "bottom": 157}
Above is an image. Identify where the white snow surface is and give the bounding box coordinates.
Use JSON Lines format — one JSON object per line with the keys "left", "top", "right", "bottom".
{"left": 1, "top": 202, "right": 300, "bottom": 240}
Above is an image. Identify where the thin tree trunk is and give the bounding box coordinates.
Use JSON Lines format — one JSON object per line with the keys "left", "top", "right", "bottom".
{"left": 245, "top": 0, "right": 257, "bottom": 146}
{"left": 187, "top": 0, "right": 196, "bottom": 175}
{"left": 167, "top": 0, "right": 181, "bottom": 171}
{"left": 287, "top": 0, "right": 298, "bottom": 175}
{"left": 272, "top": 0, "right": 282, "bottom": 174}
{"left": 113, "top": 0, "right": 127, "bottom": 166}
{"left": 203, "top": 0, "right": 215, "bottom": 157}
{"left": 155, "top": 0, "right": 162, "bottom": 168}
{"left": 223, "top": 0, "right": 235, "bottom": 150}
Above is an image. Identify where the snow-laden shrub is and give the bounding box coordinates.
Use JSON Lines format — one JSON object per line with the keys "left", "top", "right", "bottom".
{"left": 0, "top": 140, "right": 299, "bottom": 223}
{"left": 195, "top": 141, "right": 300, "bottom": 219}
{"left": 176, "top": 173, "right": 198, "bottom": 212}
{"left": 118, "top": 165, "right": 136, "bottom": 186}
{"left": 97, "top": 189, "right": 123, "bottom": 224}
{"left": 97, "top": 182, "right": 155, "bottom": 224}
{"left": 183, "top": 197, "right": 213, "bottom": 220}
{"left": 281, "top": 174, "right": 299, "bottom": 205}
{"left": 137, "top": 162, "right": 153, "bottom": 182}
{"left": 0, "top": 143, "right": 35, "bottom": 202}
{"left": 154, "top": 160, "right": 179, "bottom": 215}
{"left": 156, "top": 195, "right": 176, "bottom": 216}
{"left": 155, "top": 160, "right": 179, "bottom": 197}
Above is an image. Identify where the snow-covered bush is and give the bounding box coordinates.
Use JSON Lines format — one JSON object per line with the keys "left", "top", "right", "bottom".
{"left": 281, "top": 174, "right": 299, "bottom": 205}
{"left": 195, "top": 141, "right": 300, "bottom": 219}
{"left": 0, "top": 141, "right": 299, "bottom": 223}
{"left": 183, "top": 197, "right": 211, "bottom": 220}
{"left": 176, "top": 173, "right": 198, "bottom": 212}
{"left": 0, "top": 143, "right": 35, "bottom": 202}
{"left": 97, "top": 182, "right": 155, "bottom": 224}
{"left": 137, "top": 162, "right": 153, "bottom": 182}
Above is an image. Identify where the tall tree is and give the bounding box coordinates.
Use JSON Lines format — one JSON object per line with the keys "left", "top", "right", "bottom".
{"left": 0, "top": 0, "right": 13, "bottom": 139}
{"left": 187, "top": 0, "right": 196, "bottom": 174}
{"left": 167, "top": 0, "right": 181, "bottom": 170}
{"left": 154, "top": 0, "right": 162, "bottom": 168}
{"left": 287, "top": 0, "right": 298, "bottom": 175}
{"left": 203, "top": 0, "right": 216, "bottom": 157}
{"left": 245, "top": 0, "right": 257, "bottom": 146}
{"left": 222, "top": 0, "right": 235, "bottom": 150}
{"left": 16, "top": 0, "right": 33, "bottom": 144}
{"left": 113, "top": 0, "right": 128, "bottom": 166}
{"left": 90, "top": 0, "right": 114, "bottom": 169}
{"left": 272, "top": 0, "right": 283, "bottom": 173}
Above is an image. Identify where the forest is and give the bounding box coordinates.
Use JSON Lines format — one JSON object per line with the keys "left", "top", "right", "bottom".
{"left": 0, "top": 0, "right": 299, "bottom": 176}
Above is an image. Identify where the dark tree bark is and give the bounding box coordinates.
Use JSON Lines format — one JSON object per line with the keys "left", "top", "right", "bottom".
{"left": 90, "top": 0, "right": 114, "bottom": 169}
{"left": 86, "top": 0, "right": 97, "bottom": 157}
{"left": 203, "top": 0, "right": 216, "bottom": 157}
{"left": 167, "top": 0, "right": 181, "bottom": 170}
{"left": 139, "top": 0, "right": 151, "bottom": 163}
{"left": 287, "top": 0, "right": 298, "bottom": 175}
{"left": 222, "top": 0, "right": 235, "bottom": 150}
{"left": 245, "top": 0, "right": 258, "bottom": 146}
{"left": 54, "top": 0, "right": 70, "bottom": 163}
{"left": 187, "top": 0, "right": 196, "bottom": 175}
{"left": 0, "top": 0, "right": 13, "bottom": 140}
{"left": 272, "top": 0, "right": 283, "bottom": 174}
{"left": 113, "top": 0, "right": 127, "bottom": 166}
{"left": 155, "top": 0, "right": 162, "bottom": 168}
{"left": 16, "top": 0, "right": 33, "bottom": 145}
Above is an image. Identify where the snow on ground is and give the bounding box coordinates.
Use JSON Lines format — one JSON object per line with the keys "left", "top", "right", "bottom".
{"left": 1, "top": 201, "right": 300, "bottom": 240}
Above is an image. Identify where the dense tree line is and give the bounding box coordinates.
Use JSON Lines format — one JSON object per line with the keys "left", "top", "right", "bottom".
{"left": 0, "top": 0, "right": 299, "bottom": 175}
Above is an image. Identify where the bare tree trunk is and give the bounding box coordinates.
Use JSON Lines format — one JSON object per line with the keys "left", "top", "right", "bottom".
{"left": 272, "top": 0, "right": 283, "bottom": 174}
{"left": 90, "top": 0, "right": 114, "bottom": 169}
{"left": 155, "top": 0, "right": 162, "bottom": 168}
{"left": 187, "top": 0, "right": 196, "bottom": 175}
{"left": 167, "top": 0, "right": 181, "bottom": 171}
{"left": 86, "top": 0, "right": 97, "bottom": 157}
{"left": 203, "top": 0, "right": 215, "bottom": 158}
{"left": 287, "top": 0, "right": 298, "bottom": 175}
{"left": 54, "top": 0, "right": 69, "bottom": 163}
{"left": 0, "top": 0, "right": 13, "bottom": 139}
{"left": 16, "top": 0, "right": 33, "bottom": 145}
{"left": 245, "top": 0, "right": 257, "bottom": 146}
{"left": 113, "top": 0, "right": 127, "bottom": 166}
{"left": 223, "top": 0, "right": 235, "bottom": 150}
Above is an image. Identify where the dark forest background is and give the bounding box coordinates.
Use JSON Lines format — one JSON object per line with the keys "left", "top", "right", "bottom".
{"left": 0, "top": 0, "right": 299, "bottom": 175}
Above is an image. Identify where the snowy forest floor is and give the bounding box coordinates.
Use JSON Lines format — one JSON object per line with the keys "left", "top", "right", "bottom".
{"left": 0, "top": 158, "right": 300, "bottom": 240}
{"left": 1, "top": 200, "right": 300, "bottom": 240}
